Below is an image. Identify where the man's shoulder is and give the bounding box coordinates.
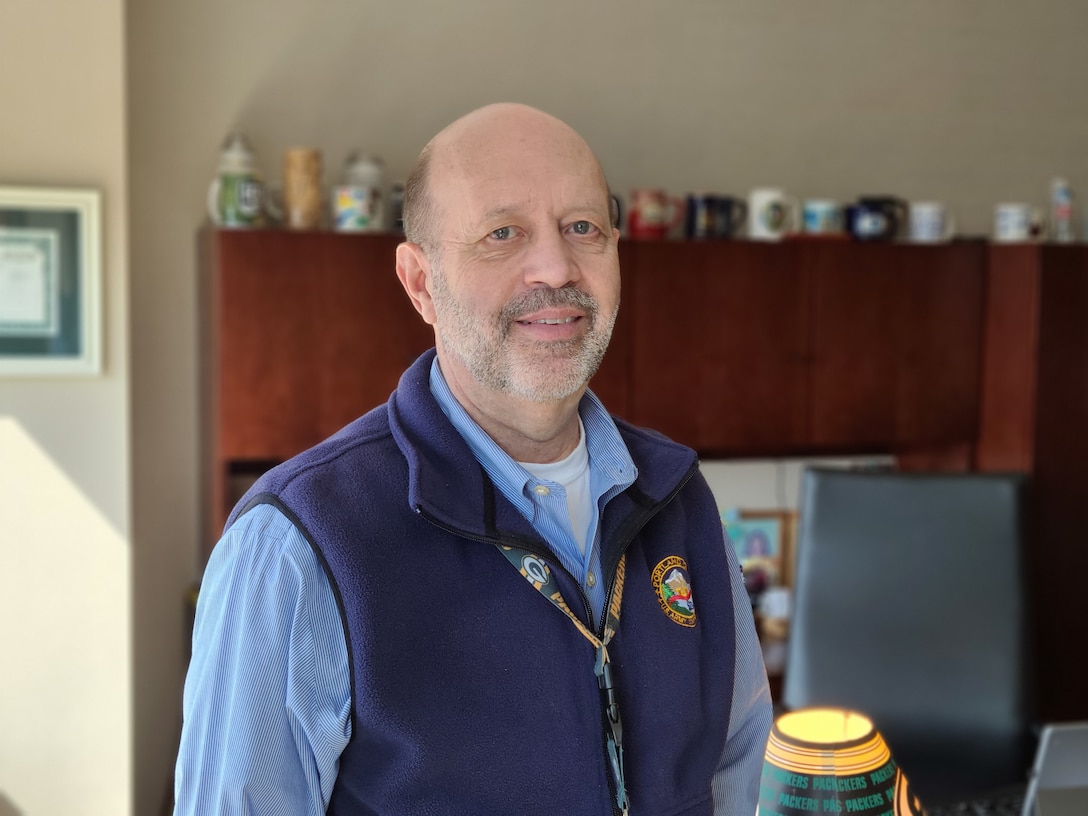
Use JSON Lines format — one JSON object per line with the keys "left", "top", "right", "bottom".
{"left": 295, "top": 402, "right": 395, "bottom": 469}
{"left": 611, "top": 413, "right": 696, "bottom": 465}
{"left": 606, "top": 413, "right": 713, "bottom": 508}
{"left": 230, "top": 401, "right": 400, "bottom": 524}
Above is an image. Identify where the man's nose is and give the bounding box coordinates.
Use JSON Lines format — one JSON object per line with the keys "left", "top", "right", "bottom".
{"left": 522, "top": 228, "right": 582, "bottom": 289}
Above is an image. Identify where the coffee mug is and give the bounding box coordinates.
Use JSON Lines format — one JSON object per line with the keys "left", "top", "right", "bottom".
{"left": 802, "top": 200, "right": 843, "bottom": 235}
{"left": 908, "top": 201, "right": 955, "bottom": 243}
{"left": 333, "top": 185, "right": 384, "bottom": 232}
{"left": 610, "top": 194, "right": 623, "bottom": 230}
{"left": 846, "top": 200, "right": 902, "bottom": 241}
{"left": 845, "top": 205, "right": 889, "bottom": 241}
{"left": 714, "top": 197, "right": 748, "bottom": 239}
{"left": 853, "top": 196, "right": 907, "bottom": 241}
{"left": 685, "top": 193, "right": 718, "bottom": 239}
{"left": 748, "top": 188, "right": 798, "bottom": 241}
{"left": 628, "top": 188, "right": 683, "bottom": 240}
{"left": 993, "top": 203, "right": 1042, "bottom": 243}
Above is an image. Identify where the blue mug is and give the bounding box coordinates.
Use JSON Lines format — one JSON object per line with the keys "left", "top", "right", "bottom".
{"left": 847, "top": 196, "right": 907, "bottom": 241}
{"left": 685, "top": 194, "right": 719, "bottom": 239}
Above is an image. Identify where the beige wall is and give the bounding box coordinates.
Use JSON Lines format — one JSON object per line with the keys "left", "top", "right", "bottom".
{"left": 0, "top": 0, "right": 130, "bottom": 814}
{"left": 2, "top": 1, "right": 1084, "bottom": 814}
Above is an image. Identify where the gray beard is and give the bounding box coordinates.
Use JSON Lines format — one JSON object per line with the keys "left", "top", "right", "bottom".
{"left": 431, "top": 267, "right": 616, "bottom": 402}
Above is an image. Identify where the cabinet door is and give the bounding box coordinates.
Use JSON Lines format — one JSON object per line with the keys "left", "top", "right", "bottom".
{"left": 978, "top": 245, "right": 1088, "bottom": 722}
{"left": 892, "top": 243, "right": 984, "bottom": 447}
{"left": 629, "top": 241, "right": 809, "bottom": 454}
{"left": 806, "top": 242, "right": 901, "bottom": 448}
{"left": 976, "top": 245, "right": 1041, "bottom": 472}
{"left": 310, "top": 234, "right": 436, "bottom": 439}
{"left": 213, "top": 230, "right": 432, "bottom": 462}
{"left": 806, "top": 240, "right": 985, "bottom": 451}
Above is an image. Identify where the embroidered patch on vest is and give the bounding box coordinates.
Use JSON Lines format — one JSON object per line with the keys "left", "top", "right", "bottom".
{"left": 651, "top": 556, "right": 696, "bottom": 627}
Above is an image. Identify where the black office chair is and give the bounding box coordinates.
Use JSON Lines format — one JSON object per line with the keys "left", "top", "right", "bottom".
{"left": 783, "top": 468, "right": 1036, "bottom": 807}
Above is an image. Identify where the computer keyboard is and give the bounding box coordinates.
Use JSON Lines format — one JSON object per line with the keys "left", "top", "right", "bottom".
{"left": 925, "top": 790, "right": 1025, "bottom": 816}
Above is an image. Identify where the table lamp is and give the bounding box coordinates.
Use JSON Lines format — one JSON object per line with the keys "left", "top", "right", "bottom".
{"left": 759, "top": 707, "right": 927, "bottom": 815}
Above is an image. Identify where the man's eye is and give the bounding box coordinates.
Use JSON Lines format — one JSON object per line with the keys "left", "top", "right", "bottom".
{"left": 569, "top": 221, "right": 596, "bottom": 235}
{"left": 490, "top": 226, "right": 516, "bottom": 240}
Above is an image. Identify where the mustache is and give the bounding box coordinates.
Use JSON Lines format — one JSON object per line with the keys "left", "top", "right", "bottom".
{"left": 499, "top": 286, "right": 599, "bottom": 327}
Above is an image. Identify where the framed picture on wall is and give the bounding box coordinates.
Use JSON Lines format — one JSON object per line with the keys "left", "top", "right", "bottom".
{"left": 722, "top": 508, "right": 798, "bottom": 593}
{"left": 0, "top": 186, "right": 102, "bottom": 376}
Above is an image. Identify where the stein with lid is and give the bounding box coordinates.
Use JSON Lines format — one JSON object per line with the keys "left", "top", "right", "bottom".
{"left": 333, "top": 152, "right": 385, "bottom": 232}
{"left": 207, "top": 132, "right": 265, "bottom": 228}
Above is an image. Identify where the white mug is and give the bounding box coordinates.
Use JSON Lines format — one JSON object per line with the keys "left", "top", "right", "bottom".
{"left": 909, "top": 201, "right": 955, "bottom": 244}
{"left": 994, "top": 203, "right": 1041, "bottom": 243}
{"left": 749, "top": 188, "right": 799, "bottom": 241}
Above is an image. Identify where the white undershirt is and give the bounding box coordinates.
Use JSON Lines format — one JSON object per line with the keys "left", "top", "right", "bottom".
{"left": 518, "top": 419, "right": 593, "bottom": 557}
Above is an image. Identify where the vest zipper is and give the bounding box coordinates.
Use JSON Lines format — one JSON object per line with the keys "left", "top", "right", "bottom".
{"left": 415, "top": 457, "right": 699, "bottom": 816}
{"left": 414, "top": 506, "right": 597, "bottom": 624}
{"left": 592, "top": 460, "right": 699, "bottom": 639}
{"left": 595, "top": 461, "right": 697, "bottom": 816}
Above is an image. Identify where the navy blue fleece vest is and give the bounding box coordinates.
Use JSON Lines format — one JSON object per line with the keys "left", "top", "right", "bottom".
{"left": 233, "top": 350, "right": 736, "bottom": 816}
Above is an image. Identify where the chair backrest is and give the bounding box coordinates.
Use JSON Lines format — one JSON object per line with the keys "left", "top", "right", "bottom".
{"left": 784, "top": 468, "right": 1035, "bottom": 805}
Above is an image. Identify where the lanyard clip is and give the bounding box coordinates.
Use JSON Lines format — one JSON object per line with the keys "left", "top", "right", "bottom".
{"left": 597, "top": 648, "right": 621, "bottom": 729}
{"left": 596, "top": 644, "right": 628, "bottom": 813}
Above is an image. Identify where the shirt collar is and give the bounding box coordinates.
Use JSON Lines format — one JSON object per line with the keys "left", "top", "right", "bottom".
{"left": 428, "top": 357, "right": 636, "bottom": 515}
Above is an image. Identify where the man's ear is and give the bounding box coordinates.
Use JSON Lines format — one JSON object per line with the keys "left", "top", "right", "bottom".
{"left": 396, "top": 241, "right": 437, "bottom": 325}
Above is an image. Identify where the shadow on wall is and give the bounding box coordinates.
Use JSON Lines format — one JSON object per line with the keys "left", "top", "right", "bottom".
{"left": 0, "top": 791, "right": 23, "bottom": 816}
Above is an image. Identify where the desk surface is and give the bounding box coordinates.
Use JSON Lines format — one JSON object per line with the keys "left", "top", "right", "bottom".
{"left": 1036, "top": 787, "right": 1088, "bottom": 815}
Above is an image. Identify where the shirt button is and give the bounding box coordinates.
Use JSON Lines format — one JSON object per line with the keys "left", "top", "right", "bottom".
{"left": 533, "top": 485, "right": 550, "bottom": 497}
{"left": 587, "top": 572, "right": 597, "bottom": 588}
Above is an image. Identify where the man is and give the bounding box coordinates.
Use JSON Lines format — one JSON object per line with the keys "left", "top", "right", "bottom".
{"left": 175, "top": 103, "right": 772, "bottom": 815}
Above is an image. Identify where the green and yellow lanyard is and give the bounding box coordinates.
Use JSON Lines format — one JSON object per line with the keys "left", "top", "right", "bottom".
{"left": 498, "top": 545, "right": 629, "bottom": 815}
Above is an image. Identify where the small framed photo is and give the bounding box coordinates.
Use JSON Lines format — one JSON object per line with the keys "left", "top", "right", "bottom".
{"left": 0, "top": 186, "right": 102, "bottom": 376}
{"left": 722, "top": 508, "right": 798, "bottom": 592}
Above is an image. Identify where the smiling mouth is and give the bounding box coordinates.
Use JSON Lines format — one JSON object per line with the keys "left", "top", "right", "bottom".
{"left": 519, "top": 316, "right": 581, "bottom": 325}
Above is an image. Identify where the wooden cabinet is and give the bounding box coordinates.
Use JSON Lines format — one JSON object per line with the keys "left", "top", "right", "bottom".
{"left": 202, "top": 230, "right": 986, "bottom": 546}
{"left": 201, "top": 231, "right": 1087, "bottom": 721}
{"left": 976, "top": 244, "right": 1088, "bottom": 722}
{"left": 201, "top": 229, "right": 434, "bottom": 545}
{"left": 628, "top": 239, "right": 986, "bottom": 456}
{"left": 203, "top": 233, "right": 987, "bottom": 545}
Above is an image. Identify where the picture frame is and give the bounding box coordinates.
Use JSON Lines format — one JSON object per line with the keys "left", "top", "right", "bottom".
{"left": 0, "top": 186, "right": 102, "bottom": 376}
{"left": 722, "top": 508, "right": 799, "bottom": 590}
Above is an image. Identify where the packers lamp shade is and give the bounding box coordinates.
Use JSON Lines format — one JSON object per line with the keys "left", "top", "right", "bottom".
{"left": 759, "top": 708, "right": 927, "bottom": 816}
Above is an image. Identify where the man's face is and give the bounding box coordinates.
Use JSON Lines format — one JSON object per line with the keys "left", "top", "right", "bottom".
{"left": 424, "top": 121, "right": 620, "bottom": 403}
{"left": 428, "top": 251, "right": 617, "bottom": 402}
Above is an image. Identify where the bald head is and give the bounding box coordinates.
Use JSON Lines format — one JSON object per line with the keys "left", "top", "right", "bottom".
{"left": 402, "top": 104, "right": 614, "bottom": 252}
